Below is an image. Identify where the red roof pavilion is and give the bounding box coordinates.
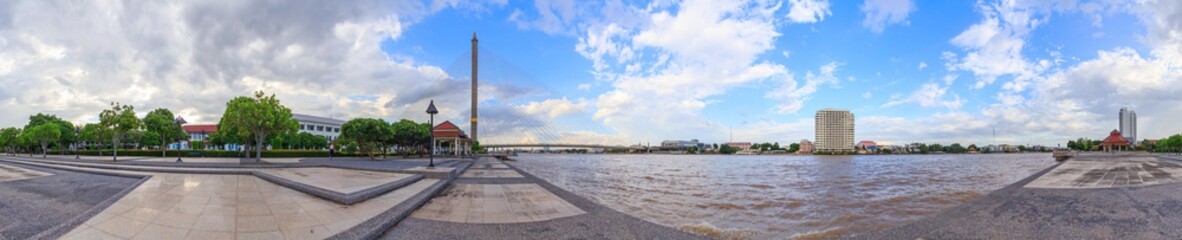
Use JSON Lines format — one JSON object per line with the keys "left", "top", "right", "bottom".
{"left": 1100, "top": 129, "right": 1130, "bottom": 152}
{"left": 432, "top": 121, "right": 467, "bottom": 138}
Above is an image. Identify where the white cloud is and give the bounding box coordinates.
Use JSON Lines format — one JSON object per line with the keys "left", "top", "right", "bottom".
{"left": 765, "top": 62, "right": 842, "bottom": 114}
{"left": 507, "top": 0, "right": 582, "bottom": 35}
{"left": 786, "top": 0, "right": 832, "bottom": 23}
{"left": 577, "top": 83, "right": 591, "bottom": 91}
{"left": 573, "top": 0, "right": 787, "bottom": 143}
{"left": 881, "top": 82, "right": 963, "bottom": 109}
{"left": 521, "top": 97, "right": 589, "bottom": 118}
{"left": 917, "top": 61, "right": 927, "bottom": 70}
{"left": 0, "top": 1, "right": 499, "bottom": 127}
{"left": 860, "top": 0, "right": 915, "bottom": 33}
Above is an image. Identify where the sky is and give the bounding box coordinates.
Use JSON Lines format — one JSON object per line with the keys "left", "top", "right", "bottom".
{"left": 0, "top": 0, "right": 1180, "bottom": 147}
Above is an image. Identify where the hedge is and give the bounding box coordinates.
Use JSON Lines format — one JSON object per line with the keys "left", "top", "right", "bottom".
{"left": 70, "top": 149, "right": 367, "bottom": 158}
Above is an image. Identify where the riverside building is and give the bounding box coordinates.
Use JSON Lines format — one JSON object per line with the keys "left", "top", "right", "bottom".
{"left": 815, "top": 108, "right": 855, "bottom": 152}
{"left": 1120, "top": 107, "right": 1137, "bottom": 146}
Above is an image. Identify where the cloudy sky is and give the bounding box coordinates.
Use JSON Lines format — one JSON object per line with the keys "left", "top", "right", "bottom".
{"left": 0, "top": 0, "right": 1179, "bottom": 146}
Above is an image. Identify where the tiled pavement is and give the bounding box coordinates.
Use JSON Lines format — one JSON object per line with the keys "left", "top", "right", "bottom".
{"left": 1025, "top": 156, "right": 1182, "bottom": 188}
{"left": 459, "top": 169, "right": 524, "bottom": 178}
{"left": 412, "top": 158, "right": 584, "bottom": 224}
{"left": 410, "top": 183, "right": 585, "bottom": 224}
{"left": 258, "top": 168, "right": 416, "bottom": 194}
{"left": 0, "top": 157, "right": 439, "bottom": 240}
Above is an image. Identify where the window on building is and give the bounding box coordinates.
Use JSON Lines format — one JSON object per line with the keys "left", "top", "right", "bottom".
{"left": 334, "top": 127, "right": 340, "bottom": 133}
{"left": 317, "top": 126, "right": 324, "bottom": 131}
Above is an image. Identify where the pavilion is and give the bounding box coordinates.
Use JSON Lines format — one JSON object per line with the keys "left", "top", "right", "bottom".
{"left": 1100, "top": 129, "right": 1131, "bottom": 152}
{"left": 432, "top": 120, "right": 472, "bottom": 156}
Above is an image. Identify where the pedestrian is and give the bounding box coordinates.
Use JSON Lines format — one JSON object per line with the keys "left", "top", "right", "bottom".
{"left": 329, "top": 143, "right": 335, "bottom": 160}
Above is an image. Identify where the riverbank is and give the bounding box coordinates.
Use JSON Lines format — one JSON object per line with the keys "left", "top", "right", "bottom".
{"left": 861, "top": 153, "right": 1182, "bottom": 239}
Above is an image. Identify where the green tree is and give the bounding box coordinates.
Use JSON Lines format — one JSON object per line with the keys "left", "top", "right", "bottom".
{"left": 788, "top": 143, "right": 800, "bottom": 153}
{"left": 99, "top": 103, "right": 141, "bottom": 161}
{"left": 219, "top": 91, "right": 298, "bottom": 161}
{"left": 340, "top": 118, "right": 392, "bottom": 160}
{"left": 23, "top": 124, "right": 61, "bottom": 158}
{"left": 390, "top": 119, "right": 430, "bottom": 154}
{"left": 143, "top": 108, "right": 188, "bottom": 157}
{"left": 1018, "top": 145, "right": 1028, "bottom": 152}
{"left": 929, "top": 144, "right": 944, "bottom": 153}
{"left": 948, "top": 143, "right": 966, "bottom": 153}
{"left": 719, "top": 144, "right": 737, "bottom": 154}
{"left": 80, "top": 123, "right": 109, "bottom": 155}
{"left": 0, "top": 128, "right": 21, "bottom": 156}
{"left": 471, "top": 141, "right": 483, "bottom": 153}
{"left": 968, "top": 144, "right": 979, "bottom": 152}
{"left": 24, "top": 114, "right": 76, "bottom": 155}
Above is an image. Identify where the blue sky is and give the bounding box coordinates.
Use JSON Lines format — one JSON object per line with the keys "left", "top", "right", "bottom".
{"left": 0, "top": 0, "right": 1179, "bottom": 146}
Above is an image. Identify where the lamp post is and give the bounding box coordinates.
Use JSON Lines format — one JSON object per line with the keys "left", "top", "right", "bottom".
{"left": 75, "top": 126, "right": 81, "bottom": 160}
{"left": 426, "top": 100, "right": 438, "bottom": 168}
{"left": 174, "top": 117, "right": 187, "bottom": 162}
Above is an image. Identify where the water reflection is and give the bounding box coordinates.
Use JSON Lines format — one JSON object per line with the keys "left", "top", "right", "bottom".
{"left": 511, "top": 153, "right": 1054, "bottom": 239}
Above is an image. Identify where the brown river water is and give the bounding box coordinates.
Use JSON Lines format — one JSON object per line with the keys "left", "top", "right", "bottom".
{"left": 509, "top": 153, "right": 1055, "bottom": 239}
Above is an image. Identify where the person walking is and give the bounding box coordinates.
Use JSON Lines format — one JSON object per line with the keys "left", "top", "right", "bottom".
{"left": 329, "top": 143, "right": 335, "bottom": 160}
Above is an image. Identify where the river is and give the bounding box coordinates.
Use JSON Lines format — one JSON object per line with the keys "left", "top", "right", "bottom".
{"left": 508, "top": 153, "right": 1055, "bottom": 239}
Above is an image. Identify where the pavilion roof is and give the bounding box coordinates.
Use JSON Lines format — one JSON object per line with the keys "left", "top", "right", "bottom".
{"left": 433, "top": 121, "right": 467, "bottom": 138}
{"left": 182, "top": 124, "right": 217, "bottom": 133}
{"left": 1101, "top": 129, "right": 1130, "bottom": 146}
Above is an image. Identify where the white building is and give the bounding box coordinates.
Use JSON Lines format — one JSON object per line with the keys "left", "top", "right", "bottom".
{"left": 660, "top": 139, "right": 706, "bottom": 150}
{"left": 815, "top": 108, "right": 855, "bottom": 152}
{"left": 1120, "top": 107, "right": 1137, "bottom": 146}
{"left": 293, "top": 113, "right": 346, "bottom": 142}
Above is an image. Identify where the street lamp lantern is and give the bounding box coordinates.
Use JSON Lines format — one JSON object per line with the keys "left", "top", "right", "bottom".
{"left": 426, "top": 100, "right": 438, "bottom": 168}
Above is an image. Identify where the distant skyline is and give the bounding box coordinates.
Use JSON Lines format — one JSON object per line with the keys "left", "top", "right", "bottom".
{"left": 0, "top": 0, "right": 1179, "bottom": 146}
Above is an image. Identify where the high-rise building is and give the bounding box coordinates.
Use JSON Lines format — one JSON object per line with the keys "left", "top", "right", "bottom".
{"left": 815, "top": 108, "right": 855, "bottom": 152}
{"left": 1120, "top": 107, "right": 1137, "bottom": 145}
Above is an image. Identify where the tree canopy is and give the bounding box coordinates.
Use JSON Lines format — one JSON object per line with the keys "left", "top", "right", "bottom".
{"left": 218, "top": 91, "right": 298, "bottom": 161}
{"left": 143, "top": 108, "right": 188, "bottom": 157}
{"left": 0, "top": 127, "right": 21, "bottom": 155}
{"left": 99, "top": 102, "right": 141, "bottom": 160}
{"left": 23, "top": 123, "right": 61, "bottom": 158}
{"left": 341, "top": 118, "right": 392, "bottom": 160}
{"left": 23, "top": 113, "right": 75, "bottom": 154}
{"left": 390, "top": 119, "right": 430, "bottom": 153}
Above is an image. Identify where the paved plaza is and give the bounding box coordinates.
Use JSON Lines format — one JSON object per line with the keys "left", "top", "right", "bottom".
{"left": 0, "top": 154, "right": 707, "bottom": 240}
{"left": 1025, "top": 156, "right": 1182, "bottom": 188}
{"left": 258, "top": 168, "right": 417, "bottom": 194}
{"left": 383, "top": 158, "right": 708, "bottom": 240}
{"left": 864, "top": 155, "right": 1182, "bottom": 239}
{"left": 459, "top": 169, "right": 524, "bottom": 178}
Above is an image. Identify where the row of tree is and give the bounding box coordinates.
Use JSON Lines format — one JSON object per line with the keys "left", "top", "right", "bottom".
{"left": 0, "top": 103, "right": 188, "bottom": 160}
{"left": 1, "top": 91, "right": 440, "bottom": 161}
{"left": 338, "top": 118, "right": 434, "bottom": 160}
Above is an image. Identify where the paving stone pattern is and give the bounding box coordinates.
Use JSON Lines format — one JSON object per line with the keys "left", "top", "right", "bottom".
{"left": 864, "top": 156, "right": 1182, "bottom": 239}
{"left": 1026, "top": 156, "right": 1182, "bottom": 188}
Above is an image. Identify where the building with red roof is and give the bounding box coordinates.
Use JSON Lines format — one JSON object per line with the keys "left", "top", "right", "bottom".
{"left": 432, "top": 121, "right": 471, "bottom": 155}
{"left": 1101, "top": 129, "right": 1131, "bottom": 152}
